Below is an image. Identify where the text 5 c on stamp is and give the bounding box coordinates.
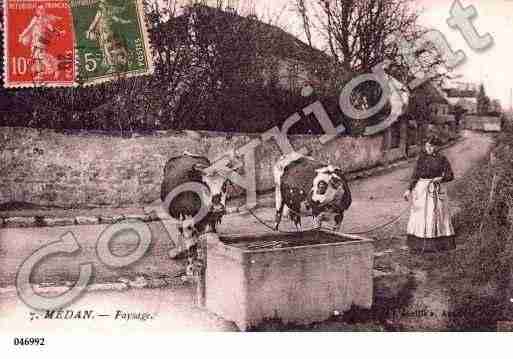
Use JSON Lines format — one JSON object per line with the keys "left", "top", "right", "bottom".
{"left": 70, "top": 0, "right": 155, "bottom": 85}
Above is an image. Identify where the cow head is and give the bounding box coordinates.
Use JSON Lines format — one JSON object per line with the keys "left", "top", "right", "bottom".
{"left": 191, "top": 163, "right": 232, "bottom": 216}
{"left": 310, "top": 165, "right": 345, "bottom": 206}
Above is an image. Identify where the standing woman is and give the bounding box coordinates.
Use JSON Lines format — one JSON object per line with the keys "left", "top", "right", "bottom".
{"left": 403, "top": 136, "right": 456, "bottom": 252}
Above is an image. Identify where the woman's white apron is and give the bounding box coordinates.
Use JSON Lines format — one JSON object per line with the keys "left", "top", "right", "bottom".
{"left": 407, "top": 178, "right": 455, "bottom": 238}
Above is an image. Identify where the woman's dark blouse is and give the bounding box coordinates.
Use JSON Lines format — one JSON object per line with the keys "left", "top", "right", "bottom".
{"left": 409, "top": 152, "right": 454, "bottom": 190}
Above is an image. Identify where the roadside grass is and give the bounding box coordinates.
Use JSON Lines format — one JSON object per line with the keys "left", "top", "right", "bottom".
{"left": 409, "top": 127, "right": 513, "bottom": 330}
{"left": 349, "top": 130, "right": 513, "bottom": 331}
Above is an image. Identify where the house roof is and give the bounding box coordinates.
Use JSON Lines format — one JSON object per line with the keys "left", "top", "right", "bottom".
{"left": 447, "top": 97, "right": 477, "bottom": 105}
{"left": 444, "top": 89, "right": 477, "bottom": 98}
{"left": 412, "top": 81, "right": 449, "bottom": 105}
{"left": 174, "top": 5, "right": 330, "bottom": 64}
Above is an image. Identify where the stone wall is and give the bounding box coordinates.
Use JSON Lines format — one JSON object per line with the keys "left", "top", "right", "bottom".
{"left": 0, "top": 126, "right": 408, "bottom": 208}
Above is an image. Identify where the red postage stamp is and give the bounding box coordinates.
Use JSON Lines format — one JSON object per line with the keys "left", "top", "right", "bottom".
{"left": 3, "top": 0, "right": 76, "bottom": 87}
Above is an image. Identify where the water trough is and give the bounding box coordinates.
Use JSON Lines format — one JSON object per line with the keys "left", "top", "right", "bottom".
{"left": 203, "top": 230, "right": 374, "bottom": 330}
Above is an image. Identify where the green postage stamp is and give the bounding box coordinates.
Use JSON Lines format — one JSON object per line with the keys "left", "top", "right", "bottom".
{"left": 70, "top": 0, "right": 154, "bottom": 85}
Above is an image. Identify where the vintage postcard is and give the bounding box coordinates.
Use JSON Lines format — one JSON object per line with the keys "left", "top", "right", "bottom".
{"left": 70, "top": 0, "right": 155, "bottom": 85}
{"left": 1, "top": 0, "right": 513, "bottom": 354}
{"left": 3, "top": 0, "right": 76, "bottom": 87}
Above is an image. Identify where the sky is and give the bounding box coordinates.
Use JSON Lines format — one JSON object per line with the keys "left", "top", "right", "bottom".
{"left": 415, "top": 0, "right": 513, "bottom": 109}
{"left": 158, "top": 0, "right": 513, "bottom": 108}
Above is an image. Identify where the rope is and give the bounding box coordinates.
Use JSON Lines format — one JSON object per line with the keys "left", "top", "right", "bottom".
{"left": 246, "top": 203, "right": 410, "bottom": 237}
{"left": 246, "top": 206, "right": 315, "bottom": 234}
{"left": 244, "top": 153, "right": 413, "bottom": 237}
{"left": 424, "top": 180, "right": 442, "bottom": 238}
{"left": 416, "top": 179, "right": 448, "bottom": 254}
{"left": 343, "top": 205, "right": 410, "bottom": 235}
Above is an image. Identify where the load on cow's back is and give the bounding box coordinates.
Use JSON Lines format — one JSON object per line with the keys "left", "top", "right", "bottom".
{"left": 273, "top": 152, "right": 352, "bottom": 231}
{"left": 161, "top": 151, "right": 236, "bottom": 258}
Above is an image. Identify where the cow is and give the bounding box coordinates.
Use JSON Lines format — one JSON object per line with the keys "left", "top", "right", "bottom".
{"left": 161, "top": 151, "right": 235, "bottom": 258}
{"left": 273, "top": 152, "right": 352, "bottom": 231}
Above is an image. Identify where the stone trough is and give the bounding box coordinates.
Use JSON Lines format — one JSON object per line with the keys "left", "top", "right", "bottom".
{"left": 204, "top": 230, "right": 374, "bottom": 330}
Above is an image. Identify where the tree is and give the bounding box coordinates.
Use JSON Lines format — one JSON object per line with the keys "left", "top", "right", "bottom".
{"left": 491, "top": 99, "right": 502, "bottom": 116}
{"left": 149, "top": 1, "right": 280, "bottom": 131}
{"left": 477, "top": 83, "right": 491, "bottom": 116}
{"left": 295, "top": 0, "right": 313, "bottom": 47}
{"left": 292, "top": 0, "right": 464, "bottom": 143}
{"left": 146, "top": 1, "right": 333, "bottom": 132}
{"left": 292, "top": 0, "right": 453, "bottom": 101}
{"left": 294, "top": 0, "right": 418, "bottom": 73}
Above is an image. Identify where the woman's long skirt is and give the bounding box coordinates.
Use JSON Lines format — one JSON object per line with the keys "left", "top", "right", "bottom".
{"left": 407, "top": 178, "right": 456, "bottom": 252}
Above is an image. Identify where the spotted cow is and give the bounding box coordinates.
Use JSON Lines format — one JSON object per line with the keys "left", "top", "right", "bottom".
{"left": 273, "top": 152, "right": 352, "bottom": 231}
{"left": 161, "top": 151, "right": 234, "bottom": 258}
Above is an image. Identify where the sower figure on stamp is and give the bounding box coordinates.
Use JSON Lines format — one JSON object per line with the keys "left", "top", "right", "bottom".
{"left": 85, "top": 0, "right": 131, "bottom": 72}
{"left": 18, "top": 5, "right": 65, "bottom": 80}
{"left": 403, "top": 135, "right": 456, "bottom": 253}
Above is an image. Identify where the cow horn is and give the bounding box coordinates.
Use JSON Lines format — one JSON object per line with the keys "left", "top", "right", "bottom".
{"left": 315, "top": 165, "right": 339, "bottom": 174}
{"left": 229, "top": 150, "right": 245, "bottom": 170}
{"left": 193, "top": 163, "right": 210, "bottom": 173}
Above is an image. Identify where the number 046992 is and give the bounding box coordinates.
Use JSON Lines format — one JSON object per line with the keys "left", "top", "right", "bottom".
{"left": 13, "top": 337, "right": 45, "bottom": 346}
